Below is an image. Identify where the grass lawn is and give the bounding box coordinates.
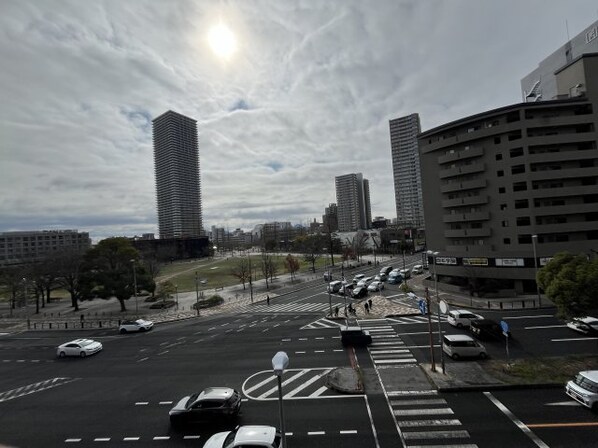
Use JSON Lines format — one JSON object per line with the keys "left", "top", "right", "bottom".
{"left": 484, "top": 355, "right": 598, "bottom": 384}
{"left": 156, "top": 254, "right": 338, "bottom": 292}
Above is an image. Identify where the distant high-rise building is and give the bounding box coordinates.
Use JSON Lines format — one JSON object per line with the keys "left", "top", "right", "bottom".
{"left": 521, "top": 19, "right": 598, "bottom": 102}
{"left": 335, "top": 173, "right": 371, "bottom": 232}
{"left": 322, "top": 203, "right": 338, "bottom": 232}
{"left": 389, "top": 113, "right": 425, "bottom": 228}
{"left": 153, "top": 110, "right": 203, "bottom": 239}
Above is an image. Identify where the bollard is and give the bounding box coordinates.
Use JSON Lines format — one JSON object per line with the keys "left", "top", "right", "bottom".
{"left": 65, "top": 322, "right": 68, "bottom": 329}
{"left": 34, "top": 323, "right": 37, "bottom": 329}
{"left": 49, "top": 323, "right": 52, "bottom": 329}
{"left": 500, "top": 302, "right": 503, "bottom": 310}
{"left": 522, "top": 300, "right": 525, "bottom": 308}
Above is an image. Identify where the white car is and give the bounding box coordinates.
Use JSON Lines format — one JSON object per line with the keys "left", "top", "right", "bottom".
{"left": 203, "top": 425, "right": 281, "bottom": 448}
{"left": 56, "top": 339, "right": 103, "bottom": 358}
{"left": 352, "top": 274, "right": 365, "bottom": 284}
{"left": 412, "top": 264, "right": 424, "bottom": 274}
{"left": 447, "top": 310, "right": 484, "bottom": 328}
{"left": 566, "top": 370, "right": 598, "bottom": 410}
{"left": 367, "top": 281, "right": 384, "bottom": 292}
{"left": 399, "top": 268, "right": 411, "bottom": 279}
{"left": 119, "top": 319, "right": 154, "bottom": 334}
{"left": 566, "top": 316, "right": 598, "bottom": 335}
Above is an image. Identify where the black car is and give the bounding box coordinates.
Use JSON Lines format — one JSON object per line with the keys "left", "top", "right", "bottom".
{"left": 470, "top": 319, "right": 511, "bottom": 340}
{"left": 340, "top": 327, "right": 372, "bottom": 347}
{"left": 169, "top": 387, "right": 241, "bottom": 426}
{"left": 351, "top": 286, "right": 368, "bottom": 299}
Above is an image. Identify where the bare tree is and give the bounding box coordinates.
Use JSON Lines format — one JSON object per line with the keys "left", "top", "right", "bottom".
{"left": 54, "top": 248, "right": 87, "bottom": 311}
{"left": 284, "top": 254, "right": 300, "bottom": 280}
{"left": 261, "top": 252, "right": 272, "bottom": 289}
{"left": 230, "top": 257, "right": 251, "bottom": 290}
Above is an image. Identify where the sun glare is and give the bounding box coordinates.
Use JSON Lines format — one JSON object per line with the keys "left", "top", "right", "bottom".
{"left": 208, "top": 23, "right": 237, "bottom": 59}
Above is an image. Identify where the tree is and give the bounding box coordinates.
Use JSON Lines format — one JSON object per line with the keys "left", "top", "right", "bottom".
{"left": 230, "top": 257, "right": 251, "bottom": 290}
{"left": 54, "top": 248, "right": 87, "bottom": 312}
{"left": 260, "top": 252, "right": 274, "bottom": 289}
{"left": 139, "top": 249, "right": 161, "bottom": 297}
{"left": 0, "top": 265, "right": 26, "bottom": 316}
{"left": 284, "top": 254, "right": 300, "bottom": 280}
{"left": 83, "top": 237, "right": 140, "bottom": 312}
{"left": 156, "top": 280, "right": 176, "bottom": 305}
{"left": 537, "top": 252, "right": 598, "bottom": 318}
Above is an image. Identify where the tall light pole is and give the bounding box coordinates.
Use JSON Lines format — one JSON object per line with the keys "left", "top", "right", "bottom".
{"left": 175, "top": 284, "right": 179, "bottom": 310}
{"left": 427, "top": 250, "right": 445, "bottom": 375}
{"left": 272, "top": 351, "right": 289, "bottom": 448}
{"left": 195, "top": 271, "right": 200, "bottom": 316}
{"left": 130, "top": 259, "right": 138, "bottom": 315}
{"left": 531, "top": 235, "right": 541, "bottom": 307}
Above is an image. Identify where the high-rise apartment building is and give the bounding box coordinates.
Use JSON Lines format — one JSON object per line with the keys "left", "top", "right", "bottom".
{"left": 335, "top": 173, "right": 372, "bottom": 232}
{"left": 521, "top": 19, "right": 598, "bottom": 102}
{"left": 153, "top": 110, "right": 203, "bottom": 239}
{"left": 389, "top": 113, "right": 425, "bottom": 228}
{"left": 322, "top": 203, "right": 338, "bottom": 232}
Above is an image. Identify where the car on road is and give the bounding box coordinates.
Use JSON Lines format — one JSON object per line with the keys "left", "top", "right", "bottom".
{"left": 412, "top": 264, "right": 424, "bottom": 274}
{"left": 352, "top": 273, "right": 365, "bottom": 284}
{"left": 447, "top": 310, "right": 484, "bottom": 328}
{"left": 56, "top": 339, "right": 103, "bottom": 358}
{"left": 327, "top": 280, "right": 343, "bottom": 293}
{"left": 356, "top": 276, "right": 374, "bottom": 287}
{"left": 374, "top": 273, "right": 387, "bottom": 282}
{"left": 170, "top": 387, "right": 242, "bottom": 425}
{"left": 340, "top": 326, "right": 372, "bottom": 347}
{"left": 442, "top": 334, "right": 487, "bottom": 360}
{"left": 119, "top": 319, "right": 154, "bottom": 333}
{"left": 351, "top": 286, "right": 368, "bottom": 299}
{"left": 323, "top": 271, "right": 332, "bottom": 282}
{"left": 379, "top": 266, "right": 393, "bottom": 276}
{"left": 340, "top": 282, "right": 354, "bottom": 295}
{"left": 470, "top": 319, "right": 511, "bottom": 340}
{"left": 367, "top": 281, "right": 384, "bottom": 292}
{"left": 399, "top": 268, "right": 411, "bottom": 279}
{"left": 566, "top": 316, "right": 598, "bottom": 335}
{"left": 202, "top": 425, "right": 281, "bottom": 448}
{"left": 387, "top": 271, "right": 403, "bottom": 284}
{"left": 566, "top": 370, "right": 598, "bottom": 411}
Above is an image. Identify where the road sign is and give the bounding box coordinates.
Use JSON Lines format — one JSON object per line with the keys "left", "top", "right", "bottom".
{"left": 500, "top": 320, "right": 509, "bottom": 333}
{"left": 418, "top": 299, "right": 427, "bottom": 315}
{"left": 439, "top": 300, "right": 448, "bottom": 314}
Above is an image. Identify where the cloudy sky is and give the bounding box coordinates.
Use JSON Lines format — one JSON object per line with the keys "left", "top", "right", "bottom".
{"left": 1, "top": 1, "right": 597, "bottom": 241}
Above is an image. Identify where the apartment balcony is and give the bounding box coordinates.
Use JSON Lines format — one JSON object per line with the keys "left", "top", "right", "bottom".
{"left": 444, "top": 228, "right": 492, "bottom": 238}
{"left": 438, "top": 146, "right": 484, "bottom": 165}
{"left": 528, "top": 166, "right": 598, "bottom": 182}
{"left": 442, "top": 195, "right": 489, "bottom": 208}
{"left": 441, "top": 178, "right": 487, "bottom": 194}
{"left": 443, "top": 211, "right": 490, "bottom": 223}
{"left": 439, "top": 162, "right": 485, "bottom": 180}
{"left": 445, "top": 245, "right": 494, "bottom": 255}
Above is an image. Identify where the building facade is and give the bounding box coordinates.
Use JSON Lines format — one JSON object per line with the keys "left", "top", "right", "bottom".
{"left": 153, "top": 110, "right": 203, "bottom": 239}
{"left": 419, "top": 54, "right": 598, "bottom": 295}
{"left": 389, "top": 113, "right": 425, "bottom": 228}
{"left": 322, "top": 203, "right": 338, "bottom": 232}
{"left": 0, "top": 230, "right": 91, "bottom": 266}
{"left": 335, "top": 173, "right": 372, "bottom": 232}
{"left": 521, "top": 19, "right": 598, "bottom": 102}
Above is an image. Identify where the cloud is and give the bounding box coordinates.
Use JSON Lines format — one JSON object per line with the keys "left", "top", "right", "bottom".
{"left": 1, "top": 0, "right": 597, "bottom": 240}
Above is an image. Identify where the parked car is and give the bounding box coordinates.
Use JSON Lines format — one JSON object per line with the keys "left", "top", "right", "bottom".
{"left": 170, "top": 387, "right": 242, "bottom": 426}
{"left": 119, "top": 319, "right": 154, "bottom": 334}
{"left": 340, "top": 326, "right": 372, "bottom": 347}
{"left": 379, "top": 266, "right": 393, "bottom": 276}
{"left": 470, "top": 319, "right": 511, "bottom": 340}
{"left": 399, "top": 268, "right": 411, "bottom": 279}
{"left": 367, "top": 281, "right": 384, "bottom": 292}
{"left": 447, "top": 310, "right": 484, "bottom": 328}
{"left": 565, "top": 370, "right": 598, "bottom": 411}
{"left": 340, "top": 282, "right": 354, "bottom": 295}
{"left": 412, "top": 264, "right": 424, "bottom": 274}
{"left": 352, "top": 273, "right": 365, "bottom": 284}
{"left": 351, "top": 286, "right": 368, "bottom": 299}
{"left": 202, "top": 425, "right": 281, "bottom": 448}
{"left": 56, "top": 339, "right": 103, "bottom": 358}
{"left": 327, "top": 280, "right": 343, "bottom": 293}
{"left": 387, "top": 271, "right": 404, "bottom": 284}
{"left": 566, "top": 316, "right": 598, "bottom": 335}
{"left": 442, "top": 334, "right": 487, "bottom": 360}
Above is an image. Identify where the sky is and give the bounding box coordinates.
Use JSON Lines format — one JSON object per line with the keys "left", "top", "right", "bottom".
{"left": 1, "top": 1, "right": 598, "bottom": 242}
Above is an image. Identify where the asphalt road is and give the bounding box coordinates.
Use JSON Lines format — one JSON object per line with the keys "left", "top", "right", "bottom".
{"left": 1, "top": 255, "right": 597, "bottom": 448}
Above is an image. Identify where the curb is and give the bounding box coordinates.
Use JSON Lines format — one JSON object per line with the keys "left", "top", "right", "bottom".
{"left": 436, "top": 382, "right": 564, "bottom": 393}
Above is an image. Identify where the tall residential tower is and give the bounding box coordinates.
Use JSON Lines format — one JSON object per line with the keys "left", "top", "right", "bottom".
{"left": 389, "top": 113, "right": 425, "bottom": 228}
{"left": 153, "top": 110, "right": 203, "bottom": 239}
{"left": 335, "top": 173, "right": 371, "bottom": 232}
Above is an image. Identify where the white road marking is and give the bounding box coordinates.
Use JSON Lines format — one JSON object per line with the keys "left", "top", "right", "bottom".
{"left": 159, "top": 401, "right": 172, "bottom": 405}
{"left": 397, "top": 419, "right": 461, "bottom": 427}
{"left": 183, "top": 435, "right": 201, "bottom": 439}
{"left": 123, "top": 437, "right": 140, "bottom": 441}
{"left": 135, "top": 402, "right": 149, "bottom": 406}
{"left": 340, "top": 430, "right": 358, "bottom": 434}
{"left": 484, "top": 391, "right": 549, "bottom": 448}
{"left": 153, "top": 436, "right": 170, "bottom": 440}
{"left": 309, "top": 386, "right": 329, "bottom": 397}
{"left": 403, "top": 430, "right": 470, "bottom": 439}
{"left": 308, "top": 431, "right": 325, "bottom": 435}
{"left": 392, "top": 398, "right": 447, "bottom": 406}
{"left": 503, "top": 315, "right": 553, "bottom": 320}
{"left": 314, "top": 350, "right": 325, "bottom": 353}
{"left": 394, "top": 408, "right": 454, "bottom": 416}
{"left": 545, "top": 400, "right": 581, "bottom": 406}
{"left": 295, "top": 351, "right": 306, "bottom": 354}
{"left": 524, "top": 325, "right": 566, "bottom": 330}
{"left": 551, "top": 337, "right": 598, "bottom": 342}
{"left": 94, "top": 438, "right": 110, "bottom": 442}
{"left": 259, "top": 369, "right": 311, "bottom": 399}
{"left": 284, "top": 369, "right": 332, "bottom": 398}
{"left": 65, "top": 439, "right": 81, "bottom": 443}
{"left": 137, "top": 357, "right": 149, "bottom": 363}
{"left": 245, "top": 374, "right": 277, "bottom": 394}
{"left": 157, "top": 350, "right": 169, "bottom": 355}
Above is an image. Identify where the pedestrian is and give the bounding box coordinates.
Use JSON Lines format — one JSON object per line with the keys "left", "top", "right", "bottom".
{"left": 334, "top": 305, "right": 339, "bottom": 317}
{"left": 344, "top": 306, "right": 348, "bottom": 318}
{"left": 368, "top": 298, "right": 373, "bottom": 309}
{"left": 266, "top": 295, "right": 270, "bottom": 306}
{"left": 364, "top": 302, "right": 369, "bottom": 314}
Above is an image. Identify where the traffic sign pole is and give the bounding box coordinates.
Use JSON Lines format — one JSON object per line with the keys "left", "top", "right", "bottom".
{"left": 425, "top": 287, "right": 436, "bottom": 372}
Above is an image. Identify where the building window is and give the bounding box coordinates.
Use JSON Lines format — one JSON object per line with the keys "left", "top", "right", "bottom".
{"left": 497, "top": 170, "right": 504, "bottom": 177}
{"left": 513, "top": 182, "right": 527, "bottom": 192}
{"left": 499, "top": 187, "right": 506, "bottom": 194}
{"left": 495, "top": 153, "right": 503, "bottom": 161}
{"left": 501, "top": 220, "right": 509, "bottom": 227}
{"left": 509, "top": 147, "right": 524, "bottom": 158}
{"left": 518, "top": 235, "right": 532, "bottom": 244}
{"left": 515, "top": 199, "right": 529, "bottom": 209}
{"left": 500, "top": 204, "right": 507, "bottom": 210}
{"left": 494, "top": 136, "right": 501, "bottom": 144}
{"left": 516, "top": 217, "right": 531, "bottom": 226}
{"left": 511, "top": 165, "right": 525, "bottom": 175}
{"left": 503, "top": 238, "right": 511, "bottom": 244}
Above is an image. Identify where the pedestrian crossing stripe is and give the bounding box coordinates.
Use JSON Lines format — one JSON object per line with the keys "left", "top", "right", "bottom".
{"left": 249, "top": 301, "right": 345, "bottom": 314}
{"left": 386, "top": 315, "right": 447, "bottom": 324}
{"left": 301, "top": 317, "right": 347, "bottom": 330}
{"left": 0, "top": 377, "right": 79, "bottom": 403}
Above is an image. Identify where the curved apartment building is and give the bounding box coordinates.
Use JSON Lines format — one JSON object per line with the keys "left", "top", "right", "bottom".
{"left": 419, "top": 54, "right": 598, "bottom": 294}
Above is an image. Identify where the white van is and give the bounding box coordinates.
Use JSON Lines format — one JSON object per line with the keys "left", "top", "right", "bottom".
{"left": 566, "top": 370, "right": 598, "bottom": 410}
{"left": 447, "top": 309, "right": 484, "bottom": 328}
{"left": 399, "top": 268, "right": 411, "bottom": 279}
{"left": 442, "top": 334, "right": 487, "bottom": 360}
{"left": 327, "top": 280, "right": 343, "bottom": 293}
{"left": 412, "top": 265, "right": 424, "bottom": 275}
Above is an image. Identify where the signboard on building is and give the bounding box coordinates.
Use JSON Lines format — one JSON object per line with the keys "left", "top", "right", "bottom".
{"left": 463, "top": 257, "right": 489, "bottom": 266}
{"left": 587, "top": 25, "right": 598, "bottom": 44}
{"left": 540, "top": 257, "right": 554, "bottom": 267}
{"left": 496, "top": 258, "right": 524, "bottom": 267}
{"left": 436, "top": 257, "right": 457, "bottom": 265}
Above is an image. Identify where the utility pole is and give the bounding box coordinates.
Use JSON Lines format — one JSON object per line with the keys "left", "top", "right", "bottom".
{"left": 248, "top": 254, "right": 254, "bottom": 303}
{"left": 425, "top": 287, "right": 436, "bottom": 372}
{"left": 195, "top": 271, "right": 200, "bottom": 316}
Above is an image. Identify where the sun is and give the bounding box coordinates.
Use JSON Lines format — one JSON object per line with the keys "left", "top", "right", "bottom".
{"left": 208, "top": 22, "right": 237, "bottom": 59}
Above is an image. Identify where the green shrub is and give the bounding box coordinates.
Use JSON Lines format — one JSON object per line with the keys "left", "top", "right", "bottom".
{"left": 193, "top": 295, "right": 224, "bottom": 310}
{"left": 149, "top": 300, "right": 176, "bottom": 309}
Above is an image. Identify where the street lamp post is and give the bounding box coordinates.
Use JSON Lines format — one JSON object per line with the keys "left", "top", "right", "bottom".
{"left": 175, "top": 285, "right": 179, "bottom": 310}
{"left": 531, "top": 235, "right": 541, "bottom": 308}
{"left": 427, "top": 250, "right": 443, "bottom": 373}
{"left": 23, "top": 278, "right": 30, "bottom": 329}
{"left": 272, "top": 351, "right": 289, "bottom": 448}
{"left": 195, "top": 271, "right": 200, "bottom": 316}
{"left": 130, "top": 260, "right": 138, "bottom": 315}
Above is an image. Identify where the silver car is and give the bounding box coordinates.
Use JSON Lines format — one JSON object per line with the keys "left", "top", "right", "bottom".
{"left": 119, "top": 319, "right": 154, "bottom": 334}
{"left": 202, "top": 425, "right": 281, "bottom": 448}
{"left": 170, "top": 387, "right": 241, "bottom": 425}
{"left": 56, "top": 339, "right": 103, "bottom": 358}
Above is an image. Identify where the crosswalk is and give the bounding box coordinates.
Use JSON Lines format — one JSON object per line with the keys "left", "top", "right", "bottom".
{"left": 358, "top": 319, "right": 416, "bottom": 366}
{"left": 386, "top": 315, "right": 447, "bottom": 325}
{"left": 247, "top": 301, "right": 344, "bottom": 314}
{"left": 390, "top": 390, "right": 478, "bottom": 447}
{"left": 242, "top": 368, "right": 344, "bottom": 400}
{"left": 301, "top": 317, "right": 347, "bottom": 330}
{"left": 0, "top": 377, "right": 79, "bottom": 403}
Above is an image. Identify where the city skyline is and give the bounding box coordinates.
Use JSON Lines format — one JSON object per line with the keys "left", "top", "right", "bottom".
{"left": 1, "top": 1, "right": 598, "bottom": 241}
